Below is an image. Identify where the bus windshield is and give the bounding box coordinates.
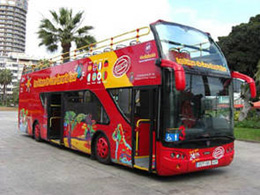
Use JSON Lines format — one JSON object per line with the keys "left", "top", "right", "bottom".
{"left": 163, "top": 71, "right": 234, "bottom": 146}
{"left": 154, "top": 22, "right": 230, "bottom": 76}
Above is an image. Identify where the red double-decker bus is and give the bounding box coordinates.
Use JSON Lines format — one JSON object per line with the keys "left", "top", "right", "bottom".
{"left": 19, "top": 20, "right": 256, "bottom": 176}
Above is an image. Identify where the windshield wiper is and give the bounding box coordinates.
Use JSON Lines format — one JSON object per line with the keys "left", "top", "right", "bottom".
{"left": 211, "top": 135, "right": 235, "bottom": 140}
{"left": 175, "top": 137, "right": 209, "bottom": 144}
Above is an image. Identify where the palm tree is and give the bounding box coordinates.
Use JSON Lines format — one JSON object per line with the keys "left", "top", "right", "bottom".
{"left": 0, "top": 69, "right": 12, "bottom": 106}
{"left": 38, "top": 7, "right": 96, "bottom": 61}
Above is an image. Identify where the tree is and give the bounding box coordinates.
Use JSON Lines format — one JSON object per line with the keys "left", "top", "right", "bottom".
{"left": 218, "top": 14, "right": 260, "bottom": 78}
{"left": 11, "top": 81, "right": 19, "bottom": 107}
{"left": 38, "top": 7, "right": 96, "bottom": 61}
{"left": 0, "top": 69, "right": 12, "bottom": 106}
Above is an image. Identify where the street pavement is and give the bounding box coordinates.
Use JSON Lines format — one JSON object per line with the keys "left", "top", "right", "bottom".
{"left": 1, "top": 111, "right": 260, "bottom": 195}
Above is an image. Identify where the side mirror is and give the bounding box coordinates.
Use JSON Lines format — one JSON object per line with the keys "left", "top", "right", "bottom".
{"left": 231, "top": 71, "right": 256, "bottom": 98}
{"left": 157, "top": 59, "right": 186, "bottom": 91}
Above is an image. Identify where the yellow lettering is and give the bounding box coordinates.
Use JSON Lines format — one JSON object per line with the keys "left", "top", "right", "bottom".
{"left": 176, "top": 58, "right": 227, "bottom": 72}
{"left": 33, "top": 71, "right": 79, "bottom": 88}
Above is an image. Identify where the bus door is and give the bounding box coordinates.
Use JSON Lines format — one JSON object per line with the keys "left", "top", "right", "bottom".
{"left": 47, "top": 93, "right": 63, "bottom": 143}
{"left": 133, "top": 88, "right": 157, "bottom": 172}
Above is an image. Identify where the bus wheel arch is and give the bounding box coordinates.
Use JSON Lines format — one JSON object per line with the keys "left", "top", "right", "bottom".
{"left": 92, "top": 131, "right": 111, "bottom": 164}
{"left": 33, "top": 120, "right": 41, "bottom": 142}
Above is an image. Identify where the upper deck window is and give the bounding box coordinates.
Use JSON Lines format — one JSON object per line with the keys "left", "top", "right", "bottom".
{"left": 153, "top": 22, "right": 230, "bottom": 77}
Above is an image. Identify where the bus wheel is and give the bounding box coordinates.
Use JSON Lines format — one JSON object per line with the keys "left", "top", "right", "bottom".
{"left": 95, "top": 134, "right": 111, "bottom": 164}
{"left": 34, "top": 122, "right": 41, "bottom": 142}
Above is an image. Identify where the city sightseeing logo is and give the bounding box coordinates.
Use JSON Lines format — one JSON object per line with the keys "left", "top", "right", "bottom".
{"left": 112, "top": 55, "right": 131, "bottom": 78}
{"left": 213, "top": 146, "right": 225, "bottom": 159}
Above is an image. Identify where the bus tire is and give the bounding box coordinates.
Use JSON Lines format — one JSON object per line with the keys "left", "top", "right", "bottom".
{"left": 33, "top": 122, "right": 41, "bottom": 142}
{"left": 94, "top": 133, "right": 111, "bottom": 164}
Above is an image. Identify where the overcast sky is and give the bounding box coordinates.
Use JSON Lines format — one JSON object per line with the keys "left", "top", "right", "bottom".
{"left": 25, "top": 0, "right": 260, "bottom": 59}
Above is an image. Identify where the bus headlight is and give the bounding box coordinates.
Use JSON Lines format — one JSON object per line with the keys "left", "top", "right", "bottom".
{"left": 170, "top": 151, "right": 187, "bottom": 159}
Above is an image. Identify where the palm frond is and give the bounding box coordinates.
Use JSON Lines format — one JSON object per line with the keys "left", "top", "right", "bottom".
{"left": 39, "top": 18, "right": 58, "bottom": 33}
{"left": 50, "top": 10, "right": 59, "bottom": 24}
{"left": 71, "top": 11, "right": 84, "bottom": 26}
{"left": 38, "top": 29, "right": 58, "bottom": 48}
{"left": 59, "top": 7, "right": 72, "bottom": 26}
{"left": 75, "top": 35, "right": 96, "bottom": 50}
{"left": 47, "top": 44, "right": 58, "bottom": 52}
{"left": 77, "top": 26, "right": 94, "bottom": 35}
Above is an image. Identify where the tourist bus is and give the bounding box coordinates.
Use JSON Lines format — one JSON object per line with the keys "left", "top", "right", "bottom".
{"left": 18, "top": 20, "right": 256, "bottom": 176}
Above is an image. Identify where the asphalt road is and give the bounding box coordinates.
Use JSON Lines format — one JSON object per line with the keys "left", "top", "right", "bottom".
{"left": 1, "top": 111, "right": 260, "bottom": 195}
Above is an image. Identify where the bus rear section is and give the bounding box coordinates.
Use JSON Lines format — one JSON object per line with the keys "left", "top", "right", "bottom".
{"left": 18, "top": 20, "right": 256, "bottom": 176}
{"left": 18, "top": 35, "right": 162, "bottom": 171}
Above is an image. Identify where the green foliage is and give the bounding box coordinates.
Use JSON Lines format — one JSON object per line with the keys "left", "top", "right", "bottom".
{"left": 39, "top": 59, "right": 51, "bottom": 66}
{"left": 218, "top": 14, "right": 260, "bottom": 78}
{"left": 38, "top": 7, "right": 96, "bottom": 57}
{"left": 234, "top": 110, "right": 240, "bottom": 121}
{"left": 235, "top": 127, "right": 260, "bottom": 142}
{"left": 235, "top": 109, "right": 260, "bottom": 129}
{"left": 11, "top": 81, "right": 19, "bottom": 106}
{"left": 0, "top": 69, "right": 12, "bottom": 86}
{"left": 0, "top": 69, "right": 13, "bottom": 106}
{"left": 235, "top": 120, "right": 260, "bottom": 129}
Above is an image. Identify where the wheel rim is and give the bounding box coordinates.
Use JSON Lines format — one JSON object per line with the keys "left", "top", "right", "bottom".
{"left": 96, "top": 137, "right": 109, "bottom": 159}
{"left": 35, "top": 124, "right": 40, "bottom": 139}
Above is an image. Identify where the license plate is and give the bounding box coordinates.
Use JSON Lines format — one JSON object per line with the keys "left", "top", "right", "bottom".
{"left": 196, "top": 160, "right": 211, "bottom": 168}
{"left": 196, "top": 159, "right": 219, "bottom": 168}
{"left": 196, "top": 160, "right": 218, "bottom": 168}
